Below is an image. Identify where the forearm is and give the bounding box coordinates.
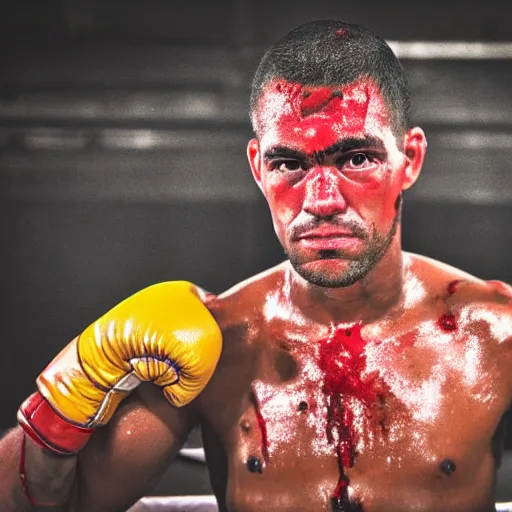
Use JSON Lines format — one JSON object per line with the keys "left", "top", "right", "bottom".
{"left": 0, "top": 427, "right": 77, "bottom": 511}
{"left": 0, "top": 281, "right": 220, "bottom": 511}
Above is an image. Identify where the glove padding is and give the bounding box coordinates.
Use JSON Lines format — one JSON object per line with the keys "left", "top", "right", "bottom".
{"left": 18, "top": 281, "right": 222, "bottom": 454}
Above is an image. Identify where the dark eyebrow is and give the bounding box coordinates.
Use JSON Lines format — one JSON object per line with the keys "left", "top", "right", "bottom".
{"left": 263, "top": 146, "right": 308, "bottom": 161}
{"left": 263, "top": 136, "right": 386, "bottom": 164}
{"left": 322, "top": 136, "right": 386, "bottom": 157}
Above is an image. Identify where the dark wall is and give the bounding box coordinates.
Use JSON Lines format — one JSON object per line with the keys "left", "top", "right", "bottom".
{"left": 1, "top": 0, "right": 512, "bottom": 444}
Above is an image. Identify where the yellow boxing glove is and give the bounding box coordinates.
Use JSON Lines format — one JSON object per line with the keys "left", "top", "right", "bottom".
{"left": 17, "top": 281, "right": 222, "bottom": 454}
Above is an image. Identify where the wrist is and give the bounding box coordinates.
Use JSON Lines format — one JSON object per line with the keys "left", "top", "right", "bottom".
{"left": 19, "top": 435, "right": 66, "bottom": 508}
{"left": 18, "top": 392, "right": 95, "bottom": 455}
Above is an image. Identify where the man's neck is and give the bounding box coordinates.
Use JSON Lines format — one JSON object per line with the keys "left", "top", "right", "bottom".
{"left": 285, "top": 242, "right": 405, "bottom": 327}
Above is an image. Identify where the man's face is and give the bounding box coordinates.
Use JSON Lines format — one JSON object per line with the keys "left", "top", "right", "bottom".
{"left": 248, "top": 79, "right": 425, "bottom": 288}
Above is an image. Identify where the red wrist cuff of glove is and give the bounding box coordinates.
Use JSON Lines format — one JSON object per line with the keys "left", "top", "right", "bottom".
{"left": 17, "top": 392, "right": 95, "bottom": 455}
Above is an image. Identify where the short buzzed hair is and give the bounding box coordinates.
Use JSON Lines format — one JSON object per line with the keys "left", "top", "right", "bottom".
{"left": 250, "top": 20, "right": 411, "bottom": 140}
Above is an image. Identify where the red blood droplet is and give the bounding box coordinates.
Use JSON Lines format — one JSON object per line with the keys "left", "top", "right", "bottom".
{"left": 447, "top": 280, "right": 462, "bottom": 295}
{"left": 439, "top": 313, "right": 457, "bottom": 331}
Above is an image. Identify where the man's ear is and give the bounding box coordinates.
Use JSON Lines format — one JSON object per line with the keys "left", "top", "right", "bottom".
{"left": 402, "top": 126, "right": 427, "bottom": 190}
{"left": 247, "top": 138, "right": 264, "bottom": 193}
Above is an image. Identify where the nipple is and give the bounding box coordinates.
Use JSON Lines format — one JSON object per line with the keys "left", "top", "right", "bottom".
{"left": 440, "top": 459, "right": 456, "bottom": 475}
{"left": 246, "top": 455, "right": 263, "bottom": 473}
{"left": 298, "top": 400, "right": 308, "bottom": 412}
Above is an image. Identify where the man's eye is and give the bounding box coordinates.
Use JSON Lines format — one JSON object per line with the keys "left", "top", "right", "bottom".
{"left": 272, "top": 160, "right": 304, "bottom": 172}
{"left": 336, "top": 152, "right": 379, "bottom": 173}
{"left": 349, "top": 153, "right": 370, "bottom": 167}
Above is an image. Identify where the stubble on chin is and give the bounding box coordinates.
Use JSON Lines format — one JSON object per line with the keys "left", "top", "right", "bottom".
{"left": 285, "top": 214, "right": 400, "bottom": 289}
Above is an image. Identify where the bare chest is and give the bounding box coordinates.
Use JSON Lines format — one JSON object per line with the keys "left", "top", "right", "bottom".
{"left": 201, "top": 324, "right": 508, "bottom": 512}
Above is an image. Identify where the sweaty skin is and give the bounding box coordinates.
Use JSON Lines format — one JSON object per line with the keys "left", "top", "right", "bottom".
{"left": 4, "top": 79, "right": 511, "bottom": 512}
{"left": 199, "top": 259, "right": 512, "bottom": 512}
{"left": 201, "top": 80, "right": 512, "bottom": 511}
{"left": 52, "top": 259, "right": 512, "bottom": 512}
{"left": 249, "top": 79, "right": 413, "bottom": 291}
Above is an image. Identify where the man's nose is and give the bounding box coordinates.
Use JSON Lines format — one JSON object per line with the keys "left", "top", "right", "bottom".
{"left": 302, "top": 166, "right": 347, "bottom": 218}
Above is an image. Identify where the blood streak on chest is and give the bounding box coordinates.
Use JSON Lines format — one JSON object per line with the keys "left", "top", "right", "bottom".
{"left": 318, "top": 324, "right": 388, "bottom": 511}
{"left": 249, "top": 391, "right": 270, "bottom": 464}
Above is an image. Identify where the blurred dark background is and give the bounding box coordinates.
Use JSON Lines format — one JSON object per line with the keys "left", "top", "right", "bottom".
{"left": 1, "top": 0, "right": 512, "bottom": 500}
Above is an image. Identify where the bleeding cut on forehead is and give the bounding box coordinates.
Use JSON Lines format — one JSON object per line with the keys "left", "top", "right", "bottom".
{"left": 247, "top": 77, "right": 427, "bottom": 289}
{"left": 254, "top": 79, "right": 397, "bottom": 153}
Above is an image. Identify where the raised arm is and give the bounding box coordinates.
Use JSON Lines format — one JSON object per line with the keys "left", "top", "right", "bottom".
{"left": 0, "top": 384, "right": 197, "bottom": 511}
{"left": 69, "top": 383, "right": 198, "bottom": 512}
{"left": 0, "top": 281, "right": 221, "bottom": 511}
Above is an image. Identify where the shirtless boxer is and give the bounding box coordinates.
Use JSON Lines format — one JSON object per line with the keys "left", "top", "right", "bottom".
{"left": 1, "top": 18, "right": 512, "bottom": 512}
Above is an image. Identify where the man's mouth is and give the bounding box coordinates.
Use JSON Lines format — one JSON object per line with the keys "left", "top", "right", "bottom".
{"left": 297, "top": 227, "right": 357, "bottom": 240}
{"left": 296, "top": 228, "right": 361, "bottom": 251}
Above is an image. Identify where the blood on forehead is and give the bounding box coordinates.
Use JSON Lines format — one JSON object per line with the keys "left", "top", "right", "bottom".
{"left": 300, "top": 86, "right": 343, "bottom": 117}
{"left": 256, "top": 79, "right": 391, "bottom": 155}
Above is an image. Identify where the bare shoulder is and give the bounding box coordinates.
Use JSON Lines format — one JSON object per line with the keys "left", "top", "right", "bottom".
{"left": 406, "top": 252, "right": 512, "bottom": 343}
{"left": 205, "top": 261, "right": 287, "bottom": 333}
{"left": 196, "top": 263, "right": 288, "bottom": 417}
